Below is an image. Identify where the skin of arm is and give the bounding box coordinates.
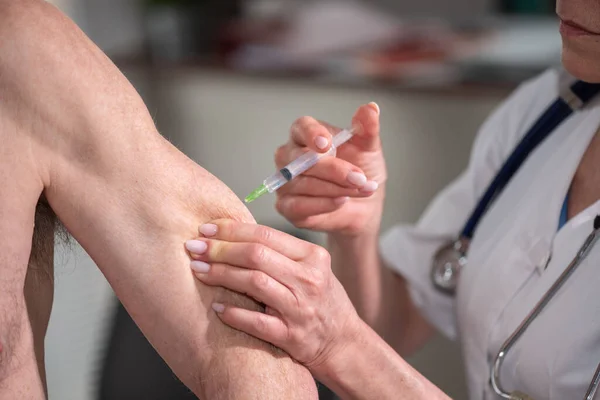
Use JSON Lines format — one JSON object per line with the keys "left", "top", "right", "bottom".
{"left": 315, "top": 319, "right": 449, "bottom": 400}
{"left": 0, "top": 1, "right": 317, "bottom": 398}
{"left": 328, "top": 232, "right": 436, "bottom": 357}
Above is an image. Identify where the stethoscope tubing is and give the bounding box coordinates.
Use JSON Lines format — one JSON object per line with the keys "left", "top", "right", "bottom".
{"left": 490, "top": 217, "right": 600, "bottom": 399}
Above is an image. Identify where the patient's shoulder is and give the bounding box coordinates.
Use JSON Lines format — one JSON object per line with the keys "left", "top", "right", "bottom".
{"left": 0, "top": 0, "right": 64, "bottom": 31}
{"left": 0, "top": 0, "right": 89, "bottom": 80}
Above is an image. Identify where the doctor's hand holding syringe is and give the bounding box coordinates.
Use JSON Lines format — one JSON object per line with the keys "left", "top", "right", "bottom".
{"left": 246, "top": 102, "right": 387, "bottom": 236}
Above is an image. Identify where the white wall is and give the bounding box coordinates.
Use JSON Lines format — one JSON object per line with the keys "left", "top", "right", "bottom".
{"left": 78, "top": 0, "right": 145, "bottom": 57}
{"left": 368, "top": 0, "right": 494, "bottom": 19}
{"left": 48, "top": 0, "right": 497, "bottom": 58}
{"left": 45, "top": 247, "right": 115, "bottom": 400}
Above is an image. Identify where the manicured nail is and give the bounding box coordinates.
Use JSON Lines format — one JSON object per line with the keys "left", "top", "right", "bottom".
{"left": 368, "top": 102, "right": 380, "bottom": 115}
{"left": 185, "top": 240, "right": 207, "bottom": 254}
{"left": 334, "top": 197, "right": 349, "bottom": 206}
{"left": 351, "top": 121, "right": 364, "bottom": 136}
{"left": 361, "top": 180, "right": 379, "bottom": 192}
{"left": 199, "top": 223, "right": 218, "bottom": 237}
{"left": 212, "top": 303, "right": 225, "bottom": 313}
{"left": 347, "top": 171, "right": 367, "bottom": 187}
{"left": 191, "top": 261, "right": 210, "bottom": 273}
{"left": 315, "top": 136, "right": 329, "bottom": 150}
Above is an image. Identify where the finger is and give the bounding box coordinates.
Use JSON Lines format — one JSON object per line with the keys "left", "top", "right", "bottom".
{"left": 278, "top": 176, "right": 377, "bottom": 198}
{"left": 275, "top": 140, "right": 370, "bottom": 191}
{"left": 276, "top": 195, "right": 349, "bottom": 221}
{"left": 198, "top": 220, "right": 313, "bottom": 261}
{"left": 294, "top": 156, "right": 368, "bottom": 189}
{"left": 285, "top": 213, "right": 340, "bottom": 231}
{"left": 185, "top": 239, "right": 208, "bottom": 259}
{"left": 289, "top": 116, "right": 336, "bottom": 153}
{"left": 192, "top": 262, "right": 296, "bottom": 315}
{"left": 275, "top": 148, "right": 375, "bottom": 193}
{"left": 212, "top": 303, "right": 289, "bottom": 350}
{"left": 351, "top": 102, "right": 381, "bottom": 152}
{"left": 195, "top": 239, "right": 302, "bottom": 288}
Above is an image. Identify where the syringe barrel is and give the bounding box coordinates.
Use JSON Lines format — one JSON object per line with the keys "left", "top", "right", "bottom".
{"left": 264, "top": 171, "right": 287, "bottom": 193}
{"left": 332, "top": 128, "right": 354, "bottom": 148}
{"left": 264, "top": 128, "right": 354, "bottom": 193}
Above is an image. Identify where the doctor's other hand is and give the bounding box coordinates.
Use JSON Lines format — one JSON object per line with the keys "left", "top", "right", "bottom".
{"left": 275, "top": 103, "right": 387, "bottom": 236}
{"left": 186, "top": 220, "right": 363, "bottom": 377}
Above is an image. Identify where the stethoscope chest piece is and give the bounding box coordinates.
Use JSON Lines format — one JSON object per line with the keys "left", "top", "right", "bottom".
{"left": 509, "top": 391, "right": 535, "bottom": 400}
{"left": 431, "top": 238, "right": 469, "bottom": 295}
{"left": 429, "top": 81, "right": 600, "bottom": 297}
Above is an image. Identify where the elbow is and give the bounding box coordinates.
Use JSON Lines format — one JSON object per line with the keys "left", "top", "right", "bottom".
{"left": 191, "top": 286, "right": 318, "bottom": 400}
{"left": 0, "top": 0, "right": 83, "bottom": 82}
{"left": 0, "top": 1, "right": 59, "bottom": 92}
{"left": 198, "top": 183, "right": 256, "bottom": 226}
{"left": 0, "top": 0, "right": 56, "bottom": 43}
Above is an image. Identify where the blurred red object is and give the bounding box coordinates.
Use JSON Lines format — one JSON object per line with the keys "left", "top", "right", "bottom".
{"left": 216, "top": 17, "right": 287, "bottom": 61}
{"left": 355, "top": 29, "right": 490, "bottom": 79}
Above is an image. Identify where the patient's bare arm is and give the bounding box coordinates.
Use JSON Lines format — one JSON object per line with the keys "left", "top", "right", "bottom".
{"left": 0, "top": 1, "right": 316, "bottom": 398}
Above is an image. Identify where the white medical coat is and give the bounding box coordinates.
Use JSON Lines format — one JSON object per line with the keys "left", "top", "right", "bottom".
{"left": 380, "top": 68, "right": 600, "bottom": 399}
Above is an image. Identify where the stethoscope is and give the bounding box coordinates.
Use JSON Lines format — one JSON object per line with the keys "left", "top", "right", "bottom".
{"left": 429, "top": 79, "right": 600, "bottom": 399}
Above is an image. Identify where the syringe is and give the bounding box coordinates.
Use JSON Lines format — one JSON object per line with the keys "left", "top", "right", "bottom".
{"left": 245, "top": 127, "right": 356, "bottom": 203}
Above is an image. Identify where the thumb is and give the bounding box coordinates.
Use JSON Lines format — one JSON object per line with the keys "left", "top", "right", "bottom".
{"left": 351, "top": 102, "right": 381, "bottom": 151}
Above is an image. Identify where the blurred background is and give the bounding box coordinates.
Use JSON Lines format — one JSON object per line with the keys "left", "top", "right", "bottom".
{"left": 43, "top": 0, "right": 560, "bottom": 399}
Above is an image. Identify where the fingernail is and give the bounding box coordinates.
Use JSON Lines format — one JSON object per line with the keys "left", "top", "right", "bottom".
{"left": 199, "top": 223, "right": 218, "bottom": 237}
{"left": 334, "top": 197, "right": 349, "bottom": 205}
{"left": 351, "top": 121, "right": 364, "bottom": 136}
{"left": 191, "top": 261, "right": 210, "bottom": 273}
{"left": 185, "top": 240, "right": 207, "bottom": 254}
{"left": 361, "top": 180, "right": 379, "bottom": 192}
{"left": 315, "top": 136, "right": 329, "bottom": 150}
{"left": 212, "top": 303, "right": 225, "bottom": 313}
{"left": 347, "top": 171, "right": 367, "bottom": 187}
{"left": 368, "top": 102, "right": 380, "bottom": 115}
